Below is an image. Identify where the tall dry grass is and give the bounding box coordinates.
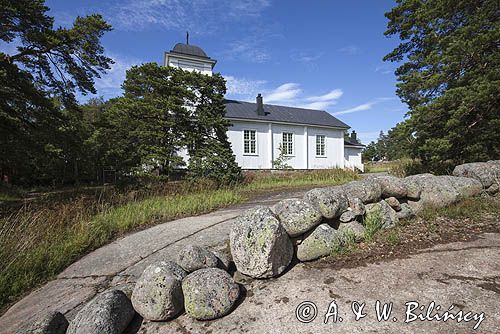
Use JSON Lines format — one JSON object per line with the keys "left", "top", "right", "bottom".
{"left": 0, "top": 168, "right": 358, "bottom": 311}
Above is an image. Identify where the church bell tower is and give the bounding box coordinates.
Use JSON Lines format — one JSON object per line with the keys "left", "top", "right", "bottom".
{"left": 164, "top": 32, "right": 217, "bottom": 76}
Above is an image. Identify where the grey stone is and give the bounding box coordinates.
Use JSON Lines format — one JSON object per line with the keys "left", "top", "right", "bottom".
{"left": 365, "top": 200, "right": 399, "bottom": 229}
{"left": 440, "top": 175, "right": 483, "bottom": 198}
{"left": 67, "top": 290, "right": 135, "bottom": 334}
{"left": 296, "top": 224, "right": 343, "bottom": 262}
{"left": 402, "top": 177, "right": 422, "bottom": 200}
{"left": 339, "top": 210, "right": 357, "bottom": 223}
{"left": 404, "top": 174, "right": 460, "bottom": 208}
{"left": 384, "top": 197, "right": 401, "bottom": 211}
{"left": 372, "top": 175, "right": 408, "bottom": 198}
{"left": 348, "top": 197, "right": 366, "bottom": 215}
{"left": 229, "top": 206, "right": 293, "bottom": 278}
{"left": 16, "top": 311, "right": 68, "bottom": 334}
{"left": 407, "top": 199, "right": 424, "bottom": 214}
{"left": 338, "top": 221, "right": 365, "bottom": 242}
{"left": 396, "top": 203, "right": 415, "bottom": 220}
{"left": 177, "top": 245, "right": 219, "bottom": 272}
{"left": 342, "top": 179, "right": 382, "bottom": 204}
{"left": 210, "top": 244, "right": 233, "bottom": 271}
{"left": 453, "top": 162, "right": 500, "bottom": 189}
{"left": 271, "top": 198, "right": 322, "bottom": 237}
{"left": 131, "top": 261, "right": 186, "bottom": 321}
{"left": 303, "top": 187, "right": 348, "bottom": 219}
{"left": 182, "top": 268, "right": 240, "bottom": 320}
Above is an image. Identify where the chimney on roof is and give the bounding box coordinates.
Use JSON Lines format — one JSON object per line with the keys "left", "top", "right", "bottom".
{"left": 256, "top": 93, "right": 265, "bottom": 116}
{"left": 350, "top": 130, "right": 358, "bottom": 143}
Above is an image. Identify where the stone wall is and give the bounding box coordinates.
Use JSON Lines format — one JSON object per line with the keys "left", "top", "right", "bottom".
{"left": 16, "top": 160, "right": 499, "bottom": 333}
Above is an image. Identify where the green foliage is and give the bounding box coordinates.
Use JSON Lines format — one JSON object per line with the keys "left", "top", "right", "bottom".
{"left": 384, "top": 0, "right": 500, "bottom": 172}
{"left": 271, "top": 144, "right": 293, "bottom": 169}
{"left": 387, "top": 158, "right": 424, "bottom": 177}
{"left": 0, "top": 168, "right": 358, "bottom": 309}
{"left": 363, "top": 207, "right": 383, "bottom": 241}
{"left": 100, "top": 63, "right": 241, "bottom": 183}
{"left": 362, "top": 122, "right": 414, "bottom": 162}
{"left": 0, "top": 0, "right": 113, "bottom": 185}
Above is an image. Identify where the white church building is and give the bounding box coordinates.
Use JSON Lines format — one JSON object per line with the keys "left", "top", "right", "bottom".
{"left": 165, "top": 41, "right": 365, "bottom": 171}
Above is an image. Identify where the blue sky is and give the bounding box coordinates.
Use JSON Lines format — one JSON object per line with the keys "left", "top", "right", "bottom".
{"left": 12, "top": 0, "right": 408, "bottom": 143}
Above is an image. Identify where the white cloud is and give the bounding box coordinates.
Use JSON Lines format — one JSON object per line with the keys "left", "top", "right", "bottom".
{"left": 265, "top": 83, "right": 302, "bottom": 103}
{"left": 331, "top": 97, "right": 396, "bottom": 116}
{"left": 224, "top": 38, "right": 271, "bottom": 63}
{"left": 290, "top": 51, "right": 323, "bottom": 64}
{"left": 337, "top": 45, "right": 360, "bottom": 55}
{"left": 305, "top": 89, "right": 343, "bottom": 102}
{"left": 108, "top": 0, "right": 271, "bottom": 33}
{"left": 221, "top": 76, "right": 344, "bottom": 111}
{"left": 224, "top": 75, "right": 267, "bottom": 99}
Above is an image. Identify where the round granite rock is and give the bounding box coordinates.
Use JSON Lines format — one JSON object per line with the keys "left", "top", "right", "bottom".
{"left": 230, "top": 206, "right": 293, "bottom": 278}
{"left": 304, "top": 187, "right": 348, "bottom": 219}
{"left": 131, "top": 261, "right": 186, "bottom": 321}
{"left": 67, "top": 290, "right": 135, "bottom": 334}
{"left": 296, "top": 224, "right": 343, "bottom": 262}
{"left": 271, "top": 198, "right": 322, "bottom": 237}
{"left": 16, "top": 311, "right": 68, "bottom": 334}
{"left": 177, "top": 245, "right": 219, "bottom": 273}
{"left": 182, "top": 268, "right": 240, "bottom": 320}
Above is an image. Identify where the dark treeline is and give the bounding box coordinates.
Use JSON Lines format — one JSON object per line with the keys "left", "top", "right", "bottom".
{"left": 364, "top": 0, "right": 499, "bottom": 172}
{"left": 0, "top": 1, "right": 240, "bottom": 186}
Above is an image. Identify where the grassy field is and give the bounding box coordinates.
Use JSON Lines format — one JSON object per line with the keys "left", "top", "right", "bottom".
{"left": 364, "top": 158, "right": 424, "bottom": 177}
{"left": 0, "top": 168, "right": 358, "bottom": 311}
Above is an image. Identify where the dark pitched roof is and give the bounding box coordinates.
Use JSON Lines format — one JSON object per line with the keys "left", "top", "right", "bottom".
{"left": 171, "top": 43, "right": 210, "bottom": 59}
{"left": 344, "top": 138, "right": 365, "bottom": 147}
{"left": 224, "top": 99, "right": 350, "bottom": 129}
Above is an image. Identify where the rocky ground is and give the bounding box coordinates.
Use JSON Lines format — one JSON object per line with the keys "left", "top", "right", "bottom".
{"left": 2, "top": 162, "right": 499, "bottom": 334}
{"left": 138, "top": 197, "right": 500, "bottom": 333}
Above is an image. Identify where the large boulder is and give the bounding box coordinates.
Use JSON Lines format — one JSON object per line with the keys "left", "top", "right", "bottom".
{"left": 16, "top": 311, "right": 68, "bottom": 334}
{"left": 404, "top": 174, "right": 460, "bottom": 208}
{"left": 296, "top": 224, "right": 343, "bottom": 262}
{"left": 304, "top": 187, "right": 348, "bottom": 219}
{"left": 177, "top": 245, "right": 219, "bottom": 272}
{"left": 453, "top": 162, "right": 500, "bottom": 189}
{"left": 229, "top": 206, "right": 293, "bottom": 278}
{"left": 342, "top": 179, "right": 382, "bottom": 204}
{"left": 402, "top": 177, "right": 422, "bottom": 200}
{"left": 365, "top": 200, "right": 399, "bottom": 229}
{"left": 182, "top": 268, "right": 240, "bottom": 320}
{"left": 67, "top": 290, "right": 135, "bottom": 334}
{"left": 441, "top": 175, "right": 483, "bottom": 198}
{"left": 131, "top": 261, "right": 186, "bottom": 321}
{"left": 271, "top": 198, "right": 322, "bottom": 237}
{"left": 371, "top": 175, "right": 408, "bottom": 198}
{"left": 338, "top": 221, "right": 365, "bottom": 242}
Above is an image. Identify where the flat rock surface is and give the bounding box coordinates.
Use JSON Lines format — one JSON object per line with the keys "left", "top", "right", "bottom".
{"left": 139, "top": 233, "right": 500, "bottom": 334}
{"left": 0, "top": 188, "right": 310, "bottom": 334}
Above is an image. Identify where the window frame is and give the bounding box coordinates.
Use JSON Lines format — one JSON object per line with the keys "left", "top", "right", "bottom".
{"left": 315, "top": 134, "right": 327, "bottom": 157}
{"left": 281, "top": 131, "right": 295, "bottom": 157}
{"left": 243, "top": 129, "right": 258, "bottom": 155}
